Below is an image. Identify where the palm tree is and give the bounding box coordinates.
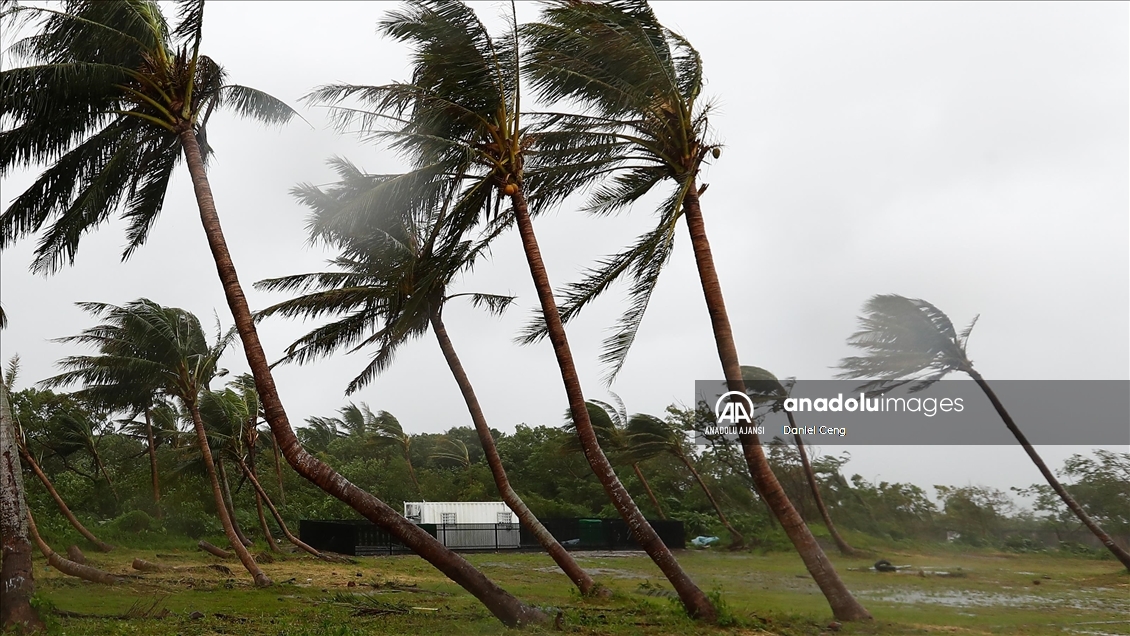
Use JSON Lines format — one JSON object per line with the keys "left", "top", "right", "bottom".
{"left": 42, "top": 299, "right": 271, "bottom": 585}
{"left": 520, "top": 1, "right": 870, "bottom": 621}
{"left": 837, "top": 294, "right": 1130, "bottom": 569}
{"left": 255, "top": 163, "right": 599, "bottom": 596}
{"left": 568, "top": 398, "right": 666, "bottom": 520}
{"left": 120, "top": 398, "right": 179, "bottom": 516}
{"left": 741, "top": 366, "right": 856, "bottom": 556}
{"left": 306, "top": 0, "right": 712, "bottom": 618}
{"left": 627, "top": 413, "right": 745, "bottom": 547}
{"left": 0, "top": 375, "right": 42, "bottom": 630}
{"left": 1, "top": 3, "right": 542, "bottom": 623}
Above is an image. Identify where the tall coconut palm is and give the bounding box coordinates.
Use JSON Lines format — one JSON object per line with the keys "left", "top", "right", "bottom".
{"left": 255, "top": 162, "right": 599, "bottom": 596}
{"left": 305, "top": 0, "right": 711, "bottom": 617}
{"left": 1, "top": 2, "right": 542, "bottom": 623}
{"left": 0, "top": 376, "right": 42, "bottom": 630}
{"left": 741, "top": 366, "right": 856, "bottom": 556}
{"left": 42, "top": 299, "right": 270, "bottom": 585}
{"left": 520, "top": 1, "right": 870, "bottom": 620}
{"left": 837, "top": 294, "right": 1130, "bottom": 569}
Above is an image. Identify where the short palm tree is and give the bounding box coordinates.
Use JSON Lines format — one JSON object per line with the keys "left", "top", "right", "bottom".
{"left": 567, "top": 398, "right": 666, "bottom": 520}
{"left": 627, "top": 413, "right": 745, "bottom": 547}
{"left": 42, "top": 298, "right": 271, "bottom": 585}
{"left": 255, "top": 160, "right": 599, "bottom": 596}
{"left": 2, "top": 3, "right": 539, "bottom": 622}
{"left": 305, "top": 0, "right": 710, "bottom": 617}
{"left": 521, "top": 1, "right": 870, "bottom": 620}
{"left": 741, "top": 366, "right": 856, "bottom": 556}
{"left": 838, "top": 294, "right": 1130, "bottom": 569}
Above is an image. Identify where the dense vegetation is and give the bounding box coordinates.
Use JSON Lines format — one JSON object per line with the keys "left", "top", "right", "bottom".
{"left": 9, "top": 378, "right": 1126, "bottom": 557}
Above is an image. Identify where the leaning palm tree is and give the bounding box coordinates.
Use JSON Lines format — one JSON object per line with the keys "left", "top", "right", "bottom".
{"left": 520, "top": 0, "right": 870, "bottom": 620}
{"left": 255, "top": 162, "right": 599, "bottom": 596}
{"left": 838, "top": 294, "right": 1130, "bottom": 569}
{"left": 627, "top": 413, "right": 745, "bottom": 547}
{"left": 1, "top": 2, "right": 542, "bottom": 623}
{"left": 42, "top": 299, "right": 271, "bottom": 585}
{"left": 305, "top": 0, "right": 711, "bottom": 618}
{"left": 566, "top": 398, "right": 666, "bottom": 520}
{"left": 741, "top": 366, "right": 856, "bottom": 556}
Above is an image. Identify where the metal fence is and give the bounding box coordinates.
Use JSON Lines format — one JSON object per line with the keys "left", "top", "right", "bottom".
{"left": 300, "top": 516, "right": 685, "bottom": 556}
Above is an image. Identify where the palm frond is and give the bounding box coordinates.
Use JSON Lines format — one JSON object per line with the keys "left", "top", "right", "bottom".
{"left": 836, "top": 294, "right": 973, "bottom": 394}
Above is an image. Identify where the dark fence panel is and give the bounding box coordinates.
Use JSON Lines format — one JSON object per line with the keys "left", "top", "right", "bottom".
{"left": 520, "top": 518, "right": 685, "bottom": 550}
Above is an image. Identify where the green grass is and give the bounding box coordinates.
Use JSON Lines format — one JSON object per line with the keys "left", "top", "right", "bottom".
{"left": 13, "top": 541, "right": 1129, "bottom": 635}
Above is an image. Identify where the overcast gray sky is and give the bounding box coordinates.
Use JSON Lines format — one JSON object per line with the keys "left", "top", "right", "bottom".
{"left": 1, "top": 2, "right": 1126, "bottom": 502}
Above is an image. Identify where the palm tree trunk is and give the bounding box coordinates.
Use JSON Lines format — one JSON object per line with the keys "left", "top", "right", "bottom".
{"left": 632, "top": 463, "right": 665, "bottom": 520}
{"left": 0, "top": 385, "right": 42, "bottom": 631}
{"left": 177, "top": 128, "right": 545, "bottom": 628}
{"left": 404, "top": 448, "right": 421, "bottom": 496}
{"left": 18, "top": 445, "right": 113, "bottom": 552}
{"left": 787, "top": 413, "right": 855, "bottom": 556}
{"left": 236, "top": 458, "right": 327, "bottom": 560}
{"left": 967, "top": 369, "right": 1130, "bottom": 569}
{"left": 91, "top": 448, "right": 117, "bottom": 501}
{"left": 248, "top": 449, "right": 280, "bottom": 553}
{"left": 269, "top": 430, "right": 286, "bottom": 506}
{"left": 675, "top": 449, "right": 744, "bottom": 546}
{"left": 680, "top": 183, "right": 871, "bottom": 621}
{"left": 185, "top": 401, "right": 270, "bottom": 586}
{"left": 431, "top": 312, "right": 599, "bottom": 596}
{"left": 509, "top": 189, "right": 716, "bottom": 622}
{"left": 217, "top": 457, "right": 253, "bottom": 547}
{"left": 144, "top": 409, "right": 161, "bottom": 518}
{"left": 26, "top": 509, "right": 120, "bottom": 585}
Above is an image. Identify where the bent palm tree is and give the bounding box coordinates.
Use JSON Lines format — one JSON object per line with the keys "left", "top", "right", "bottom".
{"left": 521, "top": 0, "right": 870, "bottom": 620}
{"left": 566, "top": 399, "right": 666, "bottom": 520}
{"left": 306, "top": 0, "right": 712, "bottom": 617}
{"left": 1, "top": 2, "right": 541, "bottom": 623}
{"left": 627, "top": 413, "right": 745, "bottom": 547}
{"left": 43, "top": 299, "right": 270, "bottom": 585}
{"left": 255, "top": 162, "right": 599, "bottom": 596}
{"left": 837, "top": 294, "right": 1130, "bottom": 569}
{"left": 741, "top": 366, "right": 856, "bottom": 556}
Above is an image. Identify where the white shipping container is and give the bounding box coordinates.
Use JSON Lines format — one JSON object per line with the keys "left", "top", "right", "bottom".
{"left": 403, "top": 501, "right": 516, "bottom": 525}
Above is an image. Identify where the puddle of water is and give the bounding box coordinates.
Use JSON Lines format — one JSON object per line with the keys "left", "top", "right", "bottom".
{"left": 858, "top": 589, "right": 1128, "bottom": 612}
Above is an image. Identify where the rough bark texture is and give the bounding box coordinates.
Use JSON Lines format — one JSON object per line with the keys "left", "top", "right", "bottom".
{"left": 66, "top": 544, "right": 86, "bottom": 564}
{"left": 681, "top": 184, "right": 871, "bottom": 621}
{"left": 144, "top": 409, "right": 161, "bottom": 518}
{"left": 178, "top": 128, "right": 545, "bottom": 628}
{"left": 19, "top": 445, "right": 113, "bottom": 552}
{"left": 788, "top": 413, "right": 856, "bottom": 556}
{"left": 236, "top": 458, "right": 327, "bottom": 560}
{"left": 676, "top": 451, "right": 744, "bottom": 547}
{"left": 185, "top": 403, "right": 270, "bottom": 586}
{"left": 431, "top": 312, "right": 599, "bottom": 596}
{"left": 197, "top": 540, "right": 233, "bottom": 559}
{"left": 1, "top": 386, "right": 43, "bottom": 631}
{"left": 509, "top": 189, "right": 716, "bottom": 622}
{"left": 26, "top": 509, "right": 120, "bottom": 585}
{"left": 632, "top": 463, "right": 665, "bottom": 520}
{"left": 132, "top": 558, "right": 165, "bottom": 572}
{"left": 968, "top": 369, "right": 1130, "bottom": 570}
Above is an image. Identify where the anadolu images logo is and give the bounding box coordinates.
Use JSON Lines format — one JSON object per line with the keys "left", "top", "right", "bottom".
{"left": 714, "top": 391, "right": 755, "bottom": 425}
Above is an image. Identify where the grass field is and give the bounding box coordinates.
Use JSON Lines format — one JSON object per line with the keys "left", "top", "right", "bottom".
{"left": 19, "top": 542, "right": 1130, "bottom": 635}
